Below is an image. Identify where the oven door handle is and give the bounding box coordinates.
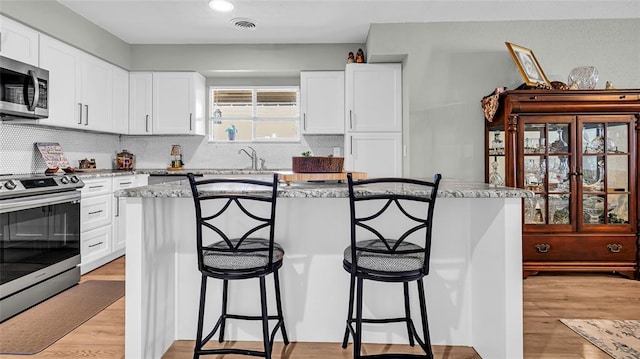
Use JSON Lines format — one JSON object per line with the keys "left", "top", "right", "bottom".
{"left": 0, "top": 191, "right": 81, "bottom": 213}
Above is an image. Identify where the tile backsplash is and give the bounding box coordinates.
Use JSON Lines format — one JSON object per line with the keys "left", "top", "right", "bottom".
{"left": 0, "top": 121, "right": 343, "bottom": 174}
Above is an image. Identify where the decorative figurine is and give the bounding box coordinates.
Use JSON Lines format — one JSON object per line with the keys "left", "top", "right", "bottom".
{"left": 605, "top": 81, "right": 615, "bottom": 90}
{"left": 356, "top": 48, "right": 365, "bottom": 63}
{"left": 347, "top": 52, "right": 354, "bottom": 63}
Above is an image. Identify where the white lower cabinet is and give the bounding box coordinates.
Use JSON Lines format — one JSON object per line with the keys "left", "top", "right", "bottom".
{"left": 80, "top": 175, "right": 146, "bottom": 274}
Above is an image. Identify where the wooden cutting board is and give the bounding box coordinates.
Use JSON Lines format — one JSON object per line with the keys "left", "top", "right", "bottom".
{"left": 278, "top": 171, "right": 367, "bottom": 185}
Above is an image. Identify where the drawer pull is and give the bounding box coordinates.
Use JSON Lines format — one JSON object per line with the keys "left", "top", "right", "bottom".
{"left": 89, "top": 185, "right": 104, "bottom": 189}
{"left": 88, "top": 241, "right": 104, "bottom": 248}
{"left": 88, "top": 210, "right": 103, "bottom": 215}
{"left": 619, "top": 95, "right": 626, "bottom": 99}
{"left": 607, "top": 243, "right": 622, "bottom": 253}
{"left": 535, "top": 244, "right": 550, "bottom": 253}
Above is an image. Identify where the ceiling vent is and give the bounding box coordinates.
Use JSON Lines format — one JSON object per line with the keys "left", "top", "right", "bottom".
{"left": 230, "top": 17, "right": 256, "bottom": 30}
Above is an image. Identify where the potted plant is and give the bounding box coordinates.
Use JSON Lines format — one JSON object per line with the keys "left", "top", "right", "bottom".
{"left": 225, "top": 124, "right": 237, "bottom": 141}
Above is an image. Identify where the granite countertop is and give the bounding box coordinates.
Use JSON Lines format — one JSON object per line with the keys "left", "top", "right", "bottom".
{"left": 74, "top": 168, "right": 283, "bottom": 178}
{"left": 115, "top": 177, "right": 533, "bottom": 199}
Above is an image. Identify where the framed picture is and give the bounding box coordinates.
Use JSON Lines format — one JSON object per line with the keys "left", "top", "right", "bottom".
{"left": 505, "top": 42, "right": 551, "bottom": 88}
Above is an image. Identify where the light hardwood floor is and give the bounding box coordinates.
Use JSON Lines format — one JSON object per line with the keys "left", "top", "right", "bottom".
{"left": 1, "top": 256, "right": 639, "bottom": 359}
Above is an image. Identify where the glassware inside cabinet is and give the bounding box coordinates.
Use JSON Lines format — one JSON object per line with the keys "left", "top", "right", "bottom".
{"left": 524, "top": 156, "right": 545, "bottom": 191}
{"left": 523, "top": 124, "right": 545, "bottom": 154}
{"left": 582, "top": 156, "right": 605, "bottom": 192}
{"left": 583, "top": 195, "right": 606, "bottom": 224}
{"left": 584, "top": 123, "right": 618, "bottom": 154}
{"left": 489, "top": 131, "right": 505, "bottom": 155}
{"left": 549, "top": 124, "right": 570, "bottom": 153}
{"left": 524, "top": 195, "right": 547, "bottom": 224}
{"left": 489, "top": 156, "right": 505, "bottom": 186}
{"left": 549, "top": 194, "right": 571, "bottom": 224}
{"left": 548, "top": 155, "right": 570, "bottom": 192}
{"left": 608, "top": 193, "right": 629, "bottom": 224}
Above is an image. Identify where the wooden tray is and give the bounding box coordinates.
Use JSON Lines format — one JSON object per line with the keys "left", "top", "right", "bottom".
{"left": 278, "top": 171, "right": 367, "bottom": 185}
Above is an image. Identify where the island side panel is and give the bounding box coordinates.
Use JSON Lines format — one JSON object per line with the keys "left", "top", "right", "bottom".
{"left": 469, "top": 197, "right": 523, "bottom": 359}
{"left": 125, "top": 198, "right": 177, "bottom": 359}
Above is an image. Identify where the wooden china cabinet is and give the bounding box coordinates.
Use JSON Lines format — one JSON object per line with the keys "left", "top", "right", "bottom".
{"left": 485, "top": 89, "right": 640, "bottom": 279}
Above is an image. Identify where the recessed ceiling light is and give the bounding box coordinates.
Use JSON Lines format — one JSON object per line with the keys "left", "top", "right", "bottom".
{"left": 209, "top": 0, "right": 234, "bottom": 12}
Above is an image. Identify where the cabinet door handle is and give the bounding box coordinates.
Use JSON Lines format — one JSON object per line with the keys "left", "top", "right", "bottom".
{"left": 88, "top": 241, "right": 104, "bottom": 248}
{"left": 607, "top": 243, "right": 622, "bottom": 253}
{"left": 349, "top": 110, "right": 353, "bottom": 129}
{"left": 303, "top": 113, "right": 307, "bottom": 131}
{"left": 145, "top": 114, "right": 149, "bottom": 132}
{"left": 88, "top": 210, "right": 103, "bottom": 215}
{"left": 534, "top": 243, "right": 550, "bottom": 253}
{"left": 78, "top": 103, "right": 83, "bottom": 124}
{"left": 84, "top": 104, "right": 89, "bottom": 125}
{"left": 189, "top": 113, "right": 193, "bottom": 131}
{"left": 350, "top": 136, "right": 353, "bottom": 155}
{"left": 115, "top": 197, "right": 120, "bottom": 217}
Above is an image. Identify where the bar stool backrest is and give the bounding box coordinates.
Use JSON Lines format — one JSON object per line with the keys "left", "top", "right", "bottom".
{"left": 347, "top": 173, "right": 442, "bottom": 276}
{"left": 187, "top": 173, "right": 279, "bottom": 275}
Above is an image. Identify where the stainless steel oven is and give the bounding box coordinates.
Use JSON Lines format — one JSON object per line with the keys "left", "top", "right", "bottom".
{"left": 0, "top": 174, "right": 83, "bottom": 322}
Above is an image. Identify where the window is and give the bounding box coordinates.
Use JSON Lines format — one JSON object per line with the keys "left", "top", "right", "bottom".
{"left": 209, "top": 87, "right": 300, "bottom": 142}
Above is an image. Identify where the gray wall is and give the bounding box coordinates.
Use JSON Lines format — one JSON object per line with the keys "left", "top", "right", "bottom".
{"left": 365, "top": 20, "right": 640, "bottom": 180}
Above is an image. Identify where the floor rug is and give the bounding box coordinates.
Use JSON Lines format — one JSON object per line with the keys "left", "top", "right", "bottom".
{"left": 560, "top": 319, "right": 640, "bottom": 359}
{"left": 0, "top": 280, "right": 124, "bottom": 354}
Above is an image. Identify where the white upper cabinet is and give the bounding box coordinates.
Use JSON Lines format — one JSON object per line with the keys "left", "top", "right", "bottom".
{"left": 345, "top": 63, "right": 402, "bottom": 133}
{"left": 0, "top": 15, "right": 39, "bottom": 66}
{"left": 79, "top": 53, "right": 113, "bottom": 133}
{"left": 112, "top": 66, "right": 129, "bottom": 134}
{"left": 129, "top": 72, "right": 153, "bottom": 135}
{"left": 151, "top": 72, "right": 205, "bottom": 135}
{"left": 300, "top": 71, "right": 345, "bottom": 134}
{"left": 39, "top": 34, "right": 81, "bottom": 129}
{"left": 39, "top": 34, "right": 124, "bottom": 133}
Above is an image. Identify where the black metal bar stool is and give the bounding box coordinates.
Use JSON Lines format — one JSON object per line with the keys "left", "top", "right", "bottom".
{"left": 187, "top": 173, "right": 289, "bottom": 359}
{"left": 341, "top": 173, "right": 442, "bottom": 359}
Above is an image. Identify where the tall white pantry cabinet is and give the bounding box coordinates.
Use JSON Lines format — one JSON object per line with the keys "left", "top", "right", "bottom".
{"left": 344, "top": 63, "right": 403, "bottom": 177}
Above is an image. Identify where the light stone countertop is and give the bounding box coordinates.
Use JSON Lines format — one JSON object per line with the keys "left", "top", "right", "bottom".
{"left": 74, "top": 168, "right": 284, "bottom": 179}
{"left": 115, "top": 176, "right": 533, "bottom": 199}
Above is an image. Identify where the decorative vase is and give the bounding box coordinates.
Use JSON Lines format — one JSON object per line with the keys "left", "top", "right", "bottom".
{"left": 568, "top": 66, "right": 599, "bottom": 90}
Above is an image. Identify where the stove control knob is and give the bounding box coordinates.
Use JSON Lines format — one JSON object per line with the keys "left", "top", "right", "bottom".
{"left": 4, "top": 180, "right": 17, "bottom": 190}
{"left": 70, "top": 176, "right": 80, "bottom": 183}
{"left": 60, "top": 176, "right": 70, "bottom": 184}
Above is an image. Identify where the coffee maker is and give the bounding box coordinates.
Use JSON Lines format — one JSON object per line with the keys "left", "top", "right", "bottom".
{"left": 169, "top": 145, "right": 184, "bottom": 169}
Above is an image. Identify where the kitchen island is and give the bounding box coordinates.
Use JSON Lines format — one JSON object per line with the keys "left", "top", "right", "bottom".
{"left": 116, "top": 177, "right": 532, "bottom": 359}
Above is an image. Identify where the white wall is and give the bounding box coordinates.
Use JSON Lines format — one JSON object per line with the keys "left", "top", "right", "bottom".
{"left": 365, "top": 20, "right": 640, "bottom": 180}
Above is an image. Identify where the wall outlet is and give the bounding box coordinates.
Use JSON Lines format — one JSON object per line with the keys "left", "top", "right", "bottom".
{"left": 333, "top": 147, "right": 341, "bottom": 157}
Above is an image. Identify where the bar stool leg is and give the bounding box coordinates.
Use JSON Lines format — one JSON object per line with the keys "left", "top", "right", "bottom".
{"left": 342, "top": 273, "right": 356, "bottom": 348}
{"left": 353, "top": 276, "right": 364, "bottom": 359}
{"left": 193, "top": 275, "right": 208, "bottom": 359}
{"left": 417, "top": 279, "right": 434, "bottom": 359}
{"left": 273, "top": 269, "right": 290, "bottom": 344}
{"left": 403, "top": 282, "right": 415, "bottom": 347}
{"left": 219, "top": 279, "right": 229, "bottom": 343}
{"left": 259, "top": 276, "right": 273, "bottom": 359}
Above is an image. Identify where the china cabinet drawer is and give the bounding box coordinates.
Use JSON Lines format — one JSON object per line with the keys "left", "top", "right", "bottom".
{"left": 524, "top": 235, "right": 636, "bottom": 262}
{"left": 81, "top": 225, "right": 112, "bottom": 265}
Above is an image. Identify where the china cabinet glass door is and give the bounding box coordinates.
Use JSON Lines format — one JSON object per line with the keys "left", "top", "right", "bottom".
{"left": 521, "top": 117, "right": 574, "bottom": 231}
{"left": 579, "top": 117, "right": 632, "bottom": 230}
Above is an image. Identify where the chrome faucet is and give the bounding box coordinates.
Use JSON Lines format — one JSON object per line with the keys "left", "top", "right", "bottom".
{"left": 238, "top": 146, "right": 258, "bottom": 170}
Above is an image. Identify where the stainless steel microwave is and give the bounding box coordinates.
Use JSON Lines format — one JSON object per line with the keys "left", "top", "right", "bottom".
{"left": 0, "top": 55, "right": 49, "bottom": 120}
